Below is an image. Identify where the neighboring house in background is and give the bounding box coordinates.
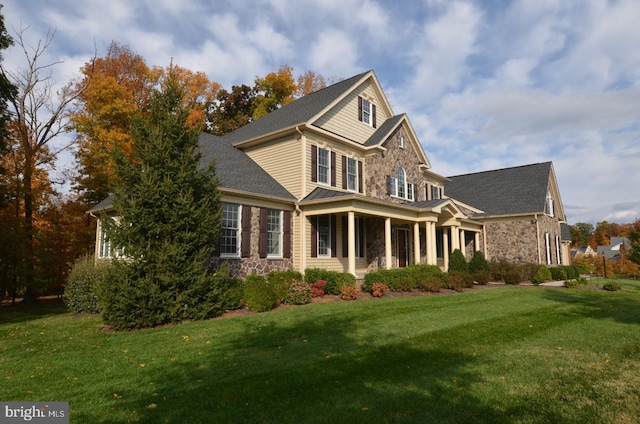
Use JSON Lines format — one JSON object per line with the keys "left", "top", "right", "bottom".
{"left": 571, "top": 244, "right": 598, "bottom": 260}
{"left": 89, "top": 70, "right": 570, "bottom": 278}
{"left": 597, "top": 237, "right": 630, "bottom": 260}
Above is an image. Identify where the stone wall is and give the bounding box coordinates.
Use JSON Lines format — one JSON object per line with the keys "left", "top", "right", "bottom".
{"left": 209, "top": 206, "right": 293, "bottom": 279}
{"left": 484, "top": 218, "right": 539, "bottom": 263}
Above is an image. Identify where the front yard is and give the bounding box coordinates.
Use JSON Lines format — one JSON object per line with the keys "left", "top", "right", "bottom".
{"left": 2, "top": 280, "right": 640, "bottom": 423}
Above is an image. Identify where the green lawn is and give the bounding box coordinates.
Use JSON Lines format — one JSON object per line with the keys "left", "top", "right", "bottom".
{"left": 2, "top": 281, "right": 640, "bottom": 423}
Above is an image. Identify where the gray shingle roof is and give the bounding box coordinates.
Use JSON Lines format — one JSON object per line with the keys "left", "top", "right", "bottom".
{"left": 221, "top": 71, "right": 371, "bottom": 145}
{"left": 364, "top": 114, "right": 406, "bottom": 147}
{"left": 445, "top": 162, "right": 552, "bottom": 217}
{"left": 198, "top": 132, "right": 295, "bottom": 200}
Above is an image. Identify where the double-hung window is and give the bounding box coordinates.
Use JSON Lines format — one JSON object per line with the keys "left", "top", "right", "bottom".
{"left": 362, "top": 98, "right": 372, "bottom": 125}
{"left": 347, "top": 157, "right": 358, "bottom": 192}
{"left": 267, "top": 209, "right": 282, "bottom": 257}
{"left": 221, "top": 203, "right": 240, "bottom": 256}
{"left": 318, "top": 147, "right": 330, "bottom": 185}
{"left": 317, "top": 215, "right": 331, "bottom": 257}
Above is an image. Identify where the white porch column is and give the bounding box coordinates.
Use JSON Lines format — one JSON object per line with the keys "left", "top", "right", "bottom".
{"left": 425, "top": 222, "right": 432, "bottom": 265}
{"left": 475, "top": 232, "right": 481, "bottom": 252}
{"left": 347, "top": 211, "right": 356, "bottom": 276}
{"left": 430, "top": 222, "right": 437, "bottom": 265}
{"left": 300, "top": 210, "right": 307, "bottom": 272}
{"left": 385, "top": 217, "right": 392, "bottom": 269}
{"left": 413, "top": 222, "right": 421, "bottom": 265}
{"left": 443, "top": 228, "right": 449, "bottom": 270}
{"left": 460, "top": 229, "right": 466, "bottom": 258}
{"left": 451, "top": 225, "right": 460, "bottom": 252}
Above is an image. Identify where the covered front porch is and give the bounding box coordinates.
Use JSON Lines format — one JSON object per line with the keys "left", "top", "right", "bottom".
{"left": 297, "top": 193, "right": 484, "bottom": 277}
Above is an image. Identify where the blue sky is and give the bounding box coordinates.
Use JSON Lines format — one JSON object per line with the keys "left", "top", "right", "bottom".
{"left": 4, "top": 0, "right": 640, "bottom": 225}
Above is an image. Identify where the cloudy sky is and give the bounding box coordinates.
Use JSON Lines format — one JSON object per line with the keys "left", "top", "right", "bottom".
{"left": 4, "top": 0, "right": 640, "bottom": 225}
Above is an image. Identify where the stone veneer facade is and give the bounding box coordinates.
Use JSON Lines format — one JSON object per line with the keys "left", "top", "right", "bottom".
{"left": 209, "top": 205, "right": 294, "bottom": 279}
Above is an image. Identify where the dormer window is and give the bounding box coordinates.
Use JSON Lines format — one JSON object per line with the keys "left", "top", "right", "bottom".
{"left": 358, "top": 96, "right": 377, "bottom": 128}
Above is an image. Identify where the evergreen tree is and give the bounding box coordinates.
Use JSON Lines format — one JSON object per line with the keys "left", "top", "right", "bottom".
{"left": 468, "top": 250, "right": 489, "bottom": 274}
{"left": 101, "top": 66, "right": 222, "bottom": 330}
{"left": 448, "top": 249, "right": 469, "bottom": 273}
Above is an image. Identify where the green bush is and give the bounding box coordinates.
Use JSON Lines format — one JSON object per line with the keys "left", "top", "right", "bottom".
{"left": 489, "top": 259, "right": 509, "bottom": 281}
{"left": 443, "top": 272, "right": 464, "bottom": 292}
{"left": 64, "top": 255, "right": 111, "bottom": 314}
{"left": 304, "top": 268, "right": 355, "bottom": 295}
{"left": 363, "top": 265, "right": 443, "bottom": 293}
{"left": 243, "top": 274, "right": 278, "bottom": 312}
{"left": 564, "top": 279, "right": 579, "bottom": 288}
{"left": 549, "top": 266, "right": 568, "bottom": 281}
{"left": 468, "top": 250, "right": 489, "bottom": 274}
{"left": 268, "top": 269, "right": 303, "bottom": 302}
{"left": 603, "top": 281, "right": 622, "bottom": 291}
{"left": 531, "top": 265, "right": 551, "bottom": 286}
{"left": 283, "top": 279, "right": 312, "bottom": 305}
{"left": 473, "top": 270, "right": 492, "bottom": 285}
{"left": 448, "top": 249, "right": 469, "bottom": 273}
{"left": 503, "top": 264, "right": 525, "bottom": 285}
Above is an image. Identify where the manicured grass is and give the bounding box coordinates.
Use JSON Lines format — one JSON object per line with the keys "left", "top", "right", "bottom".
{"left": 2, "top": 281, "right": 640, "bottom": 423}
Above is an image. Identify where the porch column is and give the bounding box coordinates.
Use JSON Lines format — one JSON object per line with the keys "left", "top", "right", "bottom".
{"left": 347, "top": 211, "right": 356, "bottom": 276}
{"left": 425, "top": 222, "right": 432, "bottom": 265}
{"left": 413, "top": 222, "right": 421, "bottom": 265}
{"left": 385, "top": 217, "right": 392, "bottom": 269}
{"left": 475, "top": 232, "right": 481, "bottom": 252}
{"left": 300, "top": 210, "right": 307, "bottom": 272}
{"left": 443, "top": 228, "right": 449, "bottom": 270}
{"left": 429, "top": 222, "right": 437, "bottom": 265}
{"left": 451, "top": 225, "right": 460, "bottom": 252}
{"left": 460, "top": 229, "right": 466, "bottom": 258}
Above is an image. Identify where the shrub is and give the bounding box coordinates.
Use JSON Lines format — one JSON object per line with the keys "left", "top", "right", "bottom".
{"left": 549, "top": 266, "right": 568, "bottom": 281}
{"left": 220, "top": 277, "right": 244, "bottom": 310}
{"left": 468, "top": 250, "right": 489, "bottom": 274}
{"left": 64, "top": 255, "right": 111, "bottom": 314}
{"left": 531, "top": 265, "right": 552, "bottom": 286}
{"left": 603, "top": 281, "right": 622, "bottom": 291}
{"left": 448, "top": 249, "right": 469, "bottom": 273}
{"left": 503, "top": 264, "right": 525, "bottom": 285}
{"left": 489, "top": 259, "right": 509, "bottom": 281}
{"left": 371, "top": 283, "right": 389, "bottom": 297}
{"left": 339, "top": 285, "right": 357, "bottom": 300}
{"left": 564, "top": 279, "right": 579, "bottom": 288}
{"left": 304, "top": 268, "right": 355, "bottom": 295}
{"left": 363, "top": 265, "right": 443, "bottom": 293}
{"left": 309, "top": 280, "right": 327, "bottom": 297}
{"left": 283, "top": 279, "right": 312, "bottom": 305}
{"left": 268, "top": 269, "right": 303, "bottom": 302}
{"left": 443, "top": 272, "right": 462, "bottom": 292}
{"left": 243, "top": 274, "right": 278, "bottom": 312}
{"left": 473, "top": 270, "right": 492, "bottom": 285}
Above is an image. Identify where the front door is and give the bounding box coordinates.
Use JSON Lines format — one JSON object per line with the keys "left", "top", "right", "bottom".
{"left": 397, "top": 229, "right": 409, "bottom": 268}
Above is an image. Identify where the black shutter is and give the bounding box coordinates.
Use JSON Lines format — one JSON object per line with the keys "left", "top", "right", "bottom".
{"left": 331, "top": 215, "right": 337, "bottom": 258}
{"left": 283, "top": 211, "right": 291, "bottom": 258}
{"left": 358, "top": 160, "right": 363, "bottom": 193}
{"left": 241, "top": 205, "right": 252, "bottom": 257}
{"left": 425, "top": 184, "right": 429, "bottom": 201}
{"left": 311, "top": 216, "right": 318, "bottom": 258}
{"left": 259, "top": 208, "right": 267, "bottom": 258}
{"left": 342, "top": 216, "right": 348, "bottom": 257}
{"left": 387, "top": 176, "right": 392, "bottom": 195}
{"left": 372, "top": 104, "right": 377, "bottom": 128}
{"left": 342, "top": 155, "right": 348, "bottom": 190}
{"left": 311, "top": 145, "right": 317, "bottom": 182}
{"left": 413, "top": 184, "right": 417, "bottom": 202}
{"left": 331, "top": 151, "right": 336, "bottom": 187}
{"left": 358, "top": 96, "right": 363, "bottom": 122}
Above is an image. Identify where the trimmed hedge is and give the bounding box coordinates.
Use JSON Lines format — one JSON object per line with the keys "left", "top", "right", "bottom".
{"left": 243, "top": 274, "right": 278, "bottom": 312}
{"left": 363, "top": 265, "right": 443, "bottom": 293}
{"left": 304, "top": 268, "right": 355, "bottom": 295}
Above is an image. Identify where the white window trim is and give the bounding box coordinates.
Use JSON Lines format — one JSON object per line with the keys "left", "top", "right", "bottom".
{"left": 317, "top": 215, "right": 331, "bottom": 257}
{"left": 347, "top": 157, "right": 358, "bottom": 192}
{"left": 545, "top": 232, "right": 551, "bottom": 265}
{"left": 390, "top": 167, "right": 414, "bottom": 202}
{"left": 362, "top": 98, "right": 372, "bottom": 126}
{"left": 546, "top": 191, "right": 555, "bottom": 217}
{"left": 398, "top": 135, "right": 404, "bottom": 148}
{"left": 555, "top": 235, "right": 561, "bottom": 265}
{"left": 267, "top": 209, "right": 283, "bottom": 258}
{"left": 317, "top": 147, "right": 331, "bottom": 186}
{"left": 221, "top": 203, "right": 241, "bottom": 258}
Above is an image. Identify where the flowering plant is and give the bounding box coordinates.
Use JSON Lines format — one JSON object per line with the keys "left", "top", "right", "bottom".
{"left": 371, "top": 283, "right": 389, "bottom": 297}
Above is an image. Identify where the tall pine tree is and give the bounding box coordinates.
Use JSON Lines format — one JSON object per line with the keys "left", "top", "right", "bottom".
{"left": 101, "top": 66, "right": 222, "bottom": 330}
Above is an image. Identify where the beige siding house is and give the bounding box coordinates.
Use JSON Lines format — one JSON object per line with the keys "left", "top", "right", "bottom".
{"left": 89, "top": 70, "right": 570, "bottom": 278}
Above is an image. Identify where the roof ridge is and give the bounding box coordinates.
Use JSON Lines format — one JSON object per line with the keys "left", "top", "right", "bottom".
{"left": 447, "top": 161, "right": 551, "bottom": 179}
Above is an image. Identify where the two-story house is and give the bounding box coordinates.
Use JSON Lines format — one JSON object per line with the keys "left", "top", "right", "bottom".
{"left": 89, "top": 70, "right": 569, "bottom": 278}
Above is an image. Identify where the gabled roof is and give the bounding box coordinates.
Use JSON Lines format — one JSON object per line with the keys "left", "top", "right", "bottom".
{"left": 445, "top": 162, "right": 554, "bottom": 217}
{"left": 198, "top": 133, "right": 295, "bottom": 200}
{"left": 223, "top": 71, "right": 372, "bottom": 145}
